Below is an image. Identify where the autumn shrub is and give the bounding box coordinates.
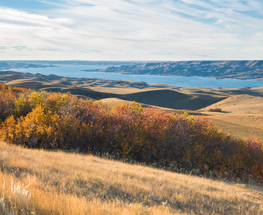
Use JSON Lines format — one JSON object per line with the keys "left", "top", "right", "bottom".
{"left": 0, "top": 83, "right": 31, "bottom": 123}
{"left": 208, "top": 108, "right": 222, "bottom": 112}
{"left": 1, "top": 84, "right": 263, "bottom": 184}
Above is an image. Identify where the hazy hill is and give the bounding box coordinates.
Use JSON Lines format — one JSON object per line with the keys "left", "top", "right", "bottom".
{"left": 0, "top": 60, "right": 143, "bottom": 70}
{"left": 3, "top": 60, "right": 263, "bottom": 80}
{"left": 0, "top": 61, "right": 55, "bottom": 70}
{"left": 98, "top": 60, "right": 263, "bottom": 80}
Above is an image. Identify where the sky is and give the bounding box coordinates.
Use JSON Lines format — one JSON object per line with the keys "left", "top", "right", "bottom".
{"left": 0, "top": 0, "right": 263, "bottom": 61}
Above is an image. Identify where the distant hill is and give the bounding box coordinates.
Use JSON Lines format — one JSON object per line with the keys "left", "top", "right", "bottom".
{"left": 97, "top": 60, "right": 263, "bottom": 80}
{"left": 0, "top": 60, "right": 143, "bottom": 70}
{"left": 0, "top": 61, "right": 55, "bottom": 70}
{"left": 2, "top": 60, "right": 263, "bottom": 80}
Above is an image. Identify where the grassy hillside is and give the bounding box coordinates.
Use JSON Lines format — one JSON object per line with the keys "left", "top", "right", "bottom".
{"left": 1, "top": 83, "right": 263, "bottom": 214}
{"left": 0, "top": 140, "right": 263, "bottom": 215}
{"left": 201, "top": 94, "right": 263, "bottom": 140}
{"left": 206, "top": 117, "right": 263, "bottom": 141}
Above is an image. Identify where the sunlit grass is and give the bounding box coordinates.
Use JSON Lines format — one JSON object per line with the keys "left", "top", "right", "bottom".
{"left": 0, "top": 141, "right": 263, "bottom": 214}
{"left": 208, "top": 116, "right": 263, "bottom": 141}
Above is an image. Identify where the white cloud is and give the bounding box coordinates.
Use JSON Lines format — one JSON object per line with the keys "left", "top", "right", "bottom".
{"left": 255, "top": 32, "right": 263, "bottom": 39}
{"left": 0, "top": 0, "right": 262, "bottom": 60}
{"left": 0, "top": 7, "right": 73, "bottom": 26}
{"left": 214, "top": 19, "right": 223, "bottom": 25}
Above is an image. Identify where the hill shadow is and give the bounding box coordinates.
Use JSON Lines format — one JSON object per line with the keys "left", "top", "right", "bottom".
{"left": 119, "top": 89, "right": 217, "bottom": 110}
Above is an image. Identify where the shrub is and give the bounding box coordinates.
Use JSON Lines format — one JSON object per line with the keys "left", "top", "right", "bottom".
{"left": 1, "top": 84, "right": 263, "bottom": 184}
{"left": 208, "top": 108, "right": 222, "bottom": 112}
{"left": 0, "top": 83, "right": 31, "bottom": 123}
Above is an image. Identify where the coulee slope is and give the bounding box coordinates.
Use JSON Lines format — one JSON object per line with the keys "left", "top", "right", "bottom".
{"left": 97, "top": 60, "right": 263, "bottom": 80}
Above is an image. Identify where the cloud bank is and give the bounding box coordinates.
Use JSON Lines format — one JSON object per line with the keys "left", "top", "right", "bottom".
{"left": 0, "top": 0, "right": 262, "bottom": 60}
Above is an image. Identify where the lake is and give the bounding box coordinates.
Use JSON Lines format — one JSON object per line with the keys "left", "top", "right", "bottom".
{"left": 10, "top": 64, "right": 263, "bottom": 89}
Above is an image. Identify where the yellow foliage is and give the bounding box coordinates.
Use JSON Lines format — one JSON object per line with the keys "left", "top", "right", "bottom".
{"left": 128, "top": 101, "right": 143, "bottom": 115}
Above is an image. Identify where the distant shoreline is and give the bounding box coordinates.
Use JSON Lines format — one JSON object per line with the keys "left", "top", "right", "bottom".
{"left": 2, "top": 68, "right": 263, "bottom": 90}
{"left": 94, "top": 60, "right": 263, "bottom": 81}
{"left": 1, "top": 60, "right": 263, "bottom": 81}
{"left": 81, "top": 69, "right": 263, "bottom": 81}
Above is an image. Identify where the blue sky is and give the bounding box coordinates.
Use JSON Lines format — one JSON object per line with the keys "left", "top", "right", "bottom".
{"left": 0, "top": 0, "right": 262, "bottom": 60}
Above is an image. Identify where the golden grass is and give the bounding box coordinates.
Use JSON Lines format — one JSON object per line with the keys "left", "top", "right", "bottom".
{"left": 207, "top": 116, "right": 263, "bottom": 140}
{"left": 0, "top": 140, "right": 263, "bottom": 214}
{"left": 210, "top": 114, "right": 263, "bottom": 129}
{"left": 202, "top": 95, "right": 263, "bottom": 114}
{"left": 200, "top": 94, "right": 263, "bottom": 140}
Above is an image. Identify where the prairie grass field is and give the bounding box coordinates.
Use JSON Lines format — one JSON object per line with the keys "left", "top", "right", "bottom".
{"left": 0, "top": 141, "right": 263, "bottom": 215}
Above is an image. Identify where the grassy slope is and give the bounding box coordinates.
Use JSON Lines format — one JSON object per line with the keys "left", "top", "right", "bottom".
{"left": 207, "top": 117, "right": 263, "bottom": 140}
{"left": 0, "top": 141, "right": 263, "bottom": 215}
{"left": 201, "top": 94, "right": 263, "bottom": 139}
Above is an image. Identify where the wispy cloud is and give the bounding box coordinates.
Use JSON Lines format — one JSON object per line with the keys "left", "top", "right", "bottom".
{"left": 0, "top": 7, "right": 72, "bottom": 26}
{"left": 0, "top": 0, "right": 262, "bottom": 60}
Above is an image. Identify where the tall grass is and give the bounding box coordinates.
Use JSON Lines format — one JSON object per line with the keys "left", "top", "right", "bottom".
{"left": 0, "top": 141, "right": 263, "bottom": 214}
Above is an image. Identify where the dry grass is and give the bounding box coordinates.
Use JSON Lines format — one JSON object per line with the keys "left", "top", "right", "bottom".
{"left": 207, "top": 116, "right": 263, "bottom": 140}
{"left": 202, "top": 95, "right": 263, "bottom": 114}
{"left": 0, "top": 141, "right": 263, "bottom": 214}
{"left": 200, "top": 94, "right": 263, "bottom": 140}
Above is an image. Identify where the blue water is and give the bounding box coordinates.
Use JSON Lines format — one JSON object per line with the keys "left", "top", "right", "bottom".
{"left": 10, "top": 64, "right": 263, "bottom": 89}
